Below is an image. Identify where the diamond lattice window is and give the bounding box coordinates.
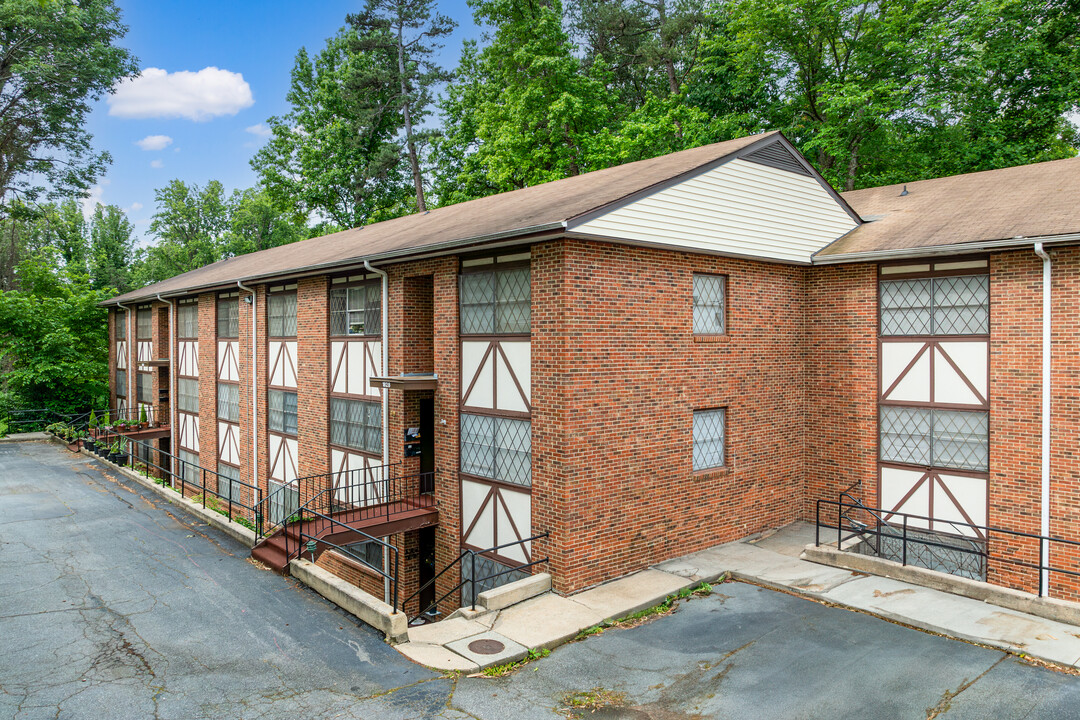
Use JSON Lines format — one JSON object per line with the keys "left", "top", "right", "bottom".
{"left": 269, "top": 390, "right": 298, "bottom": 435}
{"left": 880, "top": 275, "right": 988, "bottom": 336}
{"left": 330, "top": 398, "right": 382, "bottom": 454}
{"left": 693, "top": 408, "right": 726, "bottom": 471}
{"left": 216, "top": 463, "right": 244, "bottom": 503}
{"left": 116, "top": 310, "right": 126, "bottom": 339}
{"left": 461, "top": 554, "right": 531, "bottom": 607}
{"left": 693, "top": 274, "right": 726, "bottom": 334}
{"left": 178, "top": 302, "right": 198, "bottom": 339}
{"left": 880, "top": 406, "right": 932, "bottom": 466}
{"left": 115, "top": 369, "right": 127, "bottom": 398}
{"left": 330, "top": 283, "right": 381, "bottom": 336}
{"left": 177, "top": 378, "right": 199, "bottom": 414}
{"left": 880, "top": 407, "right": 988, "bottom": 472}
{"left": 217, "top": 383, "right": 239, "bottom": 422}
{"left": 460, "top": 265, "right": 530, "bottom": 335}
{"left": 461, "top": 413, "right": 531, "bottom": 486}
{"left": 217, "top": 296, "right": 239, "bottom": 337}
{"left": 268, "top": 293, "right": 297, "bottom": 337}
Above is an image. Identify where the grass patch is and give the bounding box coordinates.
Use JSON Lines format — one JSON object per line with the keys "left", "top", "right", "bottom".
{"left": 574, "top": 580, "right": 715, "bottom": 640}
{"left": 479, "top": 647, "right": 550, "bottom": 677}
{"left": 560, "top": 687, "right": 627, "bottom": 717}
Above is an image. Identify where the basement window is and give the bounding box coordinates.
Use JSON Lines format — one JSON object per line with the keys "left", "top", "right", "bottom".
{"left": 693, "top": 408, "right": 726, "bottom": 471}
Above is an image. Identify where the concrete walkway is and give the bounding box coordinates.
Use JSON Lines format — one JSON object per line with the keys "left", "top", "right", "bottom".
{"left": 400, "top": 522, "right": 1080, "bottom": 672}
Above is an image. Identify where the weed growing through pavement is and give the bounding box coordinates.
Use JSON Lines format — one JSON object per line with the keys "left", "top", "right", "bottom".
{"left": 573, "top": 580, "right": 715, "bottom": 640}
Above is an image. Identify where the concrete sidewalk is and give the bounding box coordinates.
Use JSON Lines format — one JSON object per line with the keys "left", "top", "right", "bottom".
{"left": 398, "top": 522, "right": 1080, "bottom": 673}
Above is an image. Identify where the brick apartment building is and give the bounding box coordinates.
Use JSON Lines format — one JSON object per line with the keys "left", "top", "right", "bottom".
{"left": 102, "top": 131, "right": 1080, "bottom": 614}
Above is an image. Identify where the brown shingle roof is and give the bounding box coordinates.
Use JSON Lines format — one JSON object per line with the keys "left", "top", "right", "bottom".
{"left": 819, "top": 155, "right": 1080, "bottom": 260}
{"left": 106, "top": 132, "right": 776, "bottom": 305}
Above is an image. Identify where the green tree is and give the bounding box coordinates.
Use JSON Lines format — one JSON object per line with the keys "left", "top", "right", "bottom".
{"left": 88, "top": 203, "right": 134, "bottom": 293}
{"left": 222, "top": 188, "right": 304, "bottom": 257}
{"left": 135, "top": 180, "right": 234, "bottom": 285}
{"left": 348, "top": 0, "right": 456, "bottom": 212}
{"left": 0, "top": 0, "right": 137, "bottom": 208}
{"left": 432, "top": 0, "right": 615, "bottom": 203}
{"left": 251, "top": 33, "right": 410, "bottom": 229}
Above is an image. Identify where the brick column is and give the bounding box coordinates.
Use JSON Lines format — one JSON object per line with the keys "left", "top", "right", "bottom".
{"left": 197, "top": 292, "right": 218, "bottom": 477}
{"left": 296, "top": 276, "right": 329, "bottom": 478}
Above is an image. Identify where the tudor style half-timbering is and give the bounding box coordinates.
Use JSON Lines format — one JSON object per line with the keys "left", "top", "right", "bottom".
{"left": 459, "top": 253, "right": 534, "bottom": 570}
{"left": 176, "top": 298, "right": 200, "bottom": 476}
{"left": 99, "top": 133, "right": 1080, "bottom": 615}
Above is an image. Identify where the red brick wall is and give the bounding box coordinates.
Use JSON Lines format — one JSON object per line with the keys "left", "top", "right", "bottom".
{"left": 803, "top": 263, "right": 879, "bottom": 517}
{"left": 542, "top": 239, "right": 809, "bottom": 592}
{"left": 297, "top": 277, "right": 329, "bottom": 478}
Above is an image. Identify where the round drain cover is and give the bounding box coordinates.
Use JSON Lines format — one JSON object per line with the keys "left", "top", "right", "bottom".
{"left": 468, "top": 638, "right": 505, "bottom": 655}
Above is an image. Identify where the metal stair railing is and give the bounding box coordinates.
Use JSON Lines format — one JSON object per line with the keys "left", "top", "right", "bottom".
{"left": 402, "top": 532, "right": 550, "bottom": 622}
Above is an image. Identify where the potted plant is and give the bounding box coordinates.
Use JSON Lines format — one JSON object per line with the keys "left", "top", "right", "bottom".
{"left": 138, "top": 405, "right": 148, "bottom": 429}
{"left": 101, "top": 410, "right": 112, "bottom": 431}
{"left": 114, "top": 439, "right": 129, "bottom": 465}
{"left": 88, "top": 409, "right": 97, "bottom": 436}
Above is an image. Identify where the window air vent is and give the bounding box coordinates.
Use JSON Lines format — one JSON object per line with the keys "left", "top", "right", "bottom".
{"left": 742, "top": 142, "right": 812, "bottom": 177}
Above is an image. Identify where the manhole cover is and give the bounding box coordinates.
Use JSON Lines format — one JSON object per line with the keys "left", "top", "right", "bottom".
{"left": 468, "top": 639, "right": 506, "bottom": 655}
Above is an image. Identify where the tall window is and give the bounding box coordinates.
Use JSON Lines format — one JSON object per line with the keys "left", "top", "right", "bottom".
{"left": 268, "top": 291, "right": 297, "bottom": 337}
{"left": 217, "top": 383, "right": 239, "bottom": 422}
{"left": 330, "top": 398, "right": 382, "bottom": 454}
{"left": 115, "top": 370, "right": 127, "bottom": 398}
{"left": 460, "top": 414, "right": 531, "bottom": 486}
{"left": 693, "top": 408, "right": 726, "bottom": 471}
{"left": 330, "top": 282, "right": 380, "bottom": 336}
{"left": 137, "top": 373, "right": 153, "bottom": 403}
{"left": 216, "top": 463, "right": 243, "bottom": 502}
{"left": 692, "top": 274, "right": 726, "bottom": 335}
{"left": 137, "top": 306, "right": 152, "bottom": 338}
{"left": 177, "top": 300, "right": 198, "bottom": 338}
{"left": 177, "top": 378, "right": 199, "bottom": 414}
{"left": 460, "top": 262, "right": 530, "bottom": 335}
{"left": 116, "top": 310, "right": 126, "bottom": 339}
{"left": 269, "top": 389, "right": 298, "bottom": 435}
{"left": 217, "top": 293, "right": 239, "bottom": 337}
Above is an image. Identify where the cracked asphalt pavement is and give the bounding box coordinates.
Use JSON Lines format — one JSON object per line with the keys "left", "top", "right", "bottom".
{"left": 3, "top": 442, "right": 1080, "bottom": 719}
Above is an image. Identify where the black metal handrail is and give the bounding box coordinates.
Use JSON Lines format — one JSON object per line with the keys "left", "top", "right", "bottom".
{"left": 295, "top": 511, "right": 401, "bottom": 612}
{"left": 280, "top": 469, "right": 437, "bottom": 562}
{"left": 253, "top": 462, "right": 405, "bottom": 542}
{"left": 91, "top": 424, "right": 259, "bottom": 528}
{"left": 816, "top": 498, "right": 1080, "bottom": 596}
{"left": 402, "top": 532, "right": 550, "bottom": 621}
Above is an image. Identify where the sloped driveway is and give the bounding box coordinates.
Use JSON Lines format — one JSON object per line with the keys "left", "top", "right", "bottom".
{"left": 3, "top": 441, "right": 1080, "bottom": 719}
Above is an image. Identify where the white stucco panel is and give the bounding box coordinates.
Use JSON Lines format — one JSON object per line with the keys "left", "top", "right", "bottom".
{"left": 880, "top": 466, "right": 930, "bottom": 530}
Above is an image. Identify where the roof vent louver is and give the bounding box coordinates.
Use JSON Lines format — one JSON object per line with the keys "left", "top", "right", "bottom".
{"left": 741, "top": 142, "right": 812, "bottom": 177}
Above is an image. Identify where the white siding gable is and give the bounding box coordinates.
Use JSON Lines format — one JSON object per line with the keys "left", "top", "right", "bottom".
{"left": 568, "top": 156, "right": 858, "bottom": 264}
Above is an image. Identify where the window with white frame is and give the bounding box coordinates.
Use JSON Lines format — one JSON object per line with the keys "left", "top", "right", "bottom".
{"left": 692, "top": 274, "right": 726, "bottom": 335}
{"left": 268, "top": 291, "right": 297, "bottom": 337}
{"left": 177, "top": 378, "right": 199, "bottom": 414}
{"left": 460, "top": 413, "right": 531, "bottom": 486}
{"left": 330, "top": 283, "right": 381, "bottom": 336}
{"left": 693, "top": 408, "right": 726, "bottom": 471}
{"left": 268, "top": 389, "right": 298, "bottom": 435}
{"left": 330, "top": 398, "right": 382, "bottom": 454}
{"left": 217, "top": 383, "right": 239, "bottom": 422}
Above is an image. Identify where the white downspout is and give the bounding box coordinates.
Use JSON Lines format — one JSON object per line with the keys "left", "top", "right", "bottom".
{"left": 115, "top": 301, "right": 134, "bottom": 413}
{"left": 365, "top": 259, "right": 391, "bottom": 605}
{"left": 238, "top": 281, "right": 260, "bottom": 509}
{"left": 157, "top": 294, "right": 175, "bottom": 481}
{"left": 1034, "top": 242, "right": 1052, "bottom": 596}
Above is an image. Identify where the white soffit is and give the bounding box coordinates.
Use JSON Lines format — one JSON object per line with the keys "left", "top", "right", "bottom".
{"left": 567, "top": 156, "right": 858, "bottom": 264}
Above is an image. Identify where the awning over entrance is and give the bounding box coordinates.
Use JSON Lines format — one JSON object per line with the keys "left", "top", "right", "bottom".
{"left": 371, "top": 373, "right": 438, "bottom": 391}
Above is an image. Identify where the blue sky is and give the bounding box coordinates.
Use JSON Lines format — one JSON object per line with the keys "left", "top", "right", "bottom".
{"left": 84, "top": 0, "right": 481, "bottom": 243}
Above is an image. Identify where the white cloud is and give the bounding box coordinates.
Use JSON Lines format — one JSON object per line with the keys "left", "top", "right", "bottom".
{"left": 129, "top": 202, "right": 143, "bottom": 213}
{"left": 245, "top": 123, "right": 272, "bottom": 138}
{"left": 108, "top": 67, "right": 254, "bottom": 121}
{"left": 150, "top": 159, "right": 164, "bottom": 169}
{"left": 80, "top": 181, "right": 109, "bottom": 221}
{"left": 135, "top": 134, "right": 173, "bottom": 151}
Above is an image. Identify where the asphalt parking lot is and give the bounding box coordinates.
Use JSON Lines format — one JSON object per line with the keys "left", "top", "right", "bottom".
{"left": 3, "top": 440, "right": 1080, "bottom": 719}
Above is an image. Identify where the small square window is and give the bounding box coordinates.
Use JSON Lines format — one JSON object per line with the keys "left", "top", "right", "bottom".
{"left": 693, "top": 408, "right": 726, "bottom": 471}
{"left": 693, "top": 274, "right": 726, "bottom": 334}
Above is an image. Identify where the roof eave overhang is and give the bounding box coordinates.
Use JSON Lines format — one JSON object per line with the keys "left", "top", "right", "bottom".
{"left": 811, "top": 232, "right": 1080, "bottom": 265}
{"left": 99, "top": 221, "right": 568, "bottom": 307}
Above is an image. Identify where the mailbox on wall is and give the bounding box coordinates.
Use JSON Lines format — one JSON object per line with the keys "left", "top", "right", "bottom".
{"left": 404, "top": 427, "right": 421, "bottom": 457}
